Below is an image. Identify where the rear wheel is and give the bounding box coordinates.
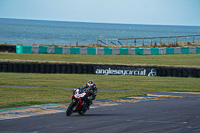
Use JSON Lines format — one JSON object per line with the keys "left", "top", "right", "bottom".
{"left": 66, "top": 102, "right": 76, "bottom": 116}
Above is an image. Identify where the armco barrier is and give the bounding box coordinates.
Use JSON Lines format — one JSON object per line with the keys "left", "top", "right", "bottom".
{"left": 87, "top": 48, "right": 96, "bottom": 55}
{"left": 151, "top": 48, "right": 159, "bottom": 55}
{"left": 16, "top": 46, "right": 200, "bottom": 55}
{"left": 197, "top": 47, "right": 200, "bottom": 53}
{"left": 0, "top": 62, "right": 200, "bottom": 78}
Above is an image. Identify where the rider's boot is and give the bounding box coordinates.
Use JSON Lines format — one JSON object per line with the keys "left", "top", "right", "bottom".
{"left": 87, "top": 99, "right": 92, "bottom": 110}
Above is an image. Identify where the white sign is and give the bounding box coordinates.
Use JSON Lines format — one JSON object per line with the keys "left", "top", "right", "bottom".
{"left": 95, "top": 67, "right": 157, "bottom": 76}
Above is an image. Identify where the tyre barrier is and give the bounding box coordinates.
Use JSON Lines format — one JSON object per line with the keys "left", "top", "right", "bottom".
{"left": 0, "top": 62, "right": 200, "bottom": 78}
{"left": 0, "top": 45, "right": 16, "bottom": 52}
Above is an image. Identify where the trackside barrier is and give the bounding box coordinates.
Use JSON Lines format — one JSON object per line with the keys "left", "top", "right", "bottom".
{"left": 0, "top": 62, "right": 200, "bottom": 78}
{"left": 16, "top": 46, "right": 200, "bottom": 55}
{"left": 0, "top": 45, "right": 16, "bottom": 52}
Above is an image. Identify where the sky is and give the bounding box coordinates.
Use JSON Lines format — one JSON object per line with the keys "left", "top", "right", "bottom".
{"left": 0, "top": 0, "right": 200, "bottom": 26}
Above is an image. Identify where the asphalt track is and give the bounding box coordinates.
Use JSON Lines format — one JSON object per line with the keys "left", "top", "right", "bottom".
{"left": 0, "top": 92, "right": 200, "bottom": 133}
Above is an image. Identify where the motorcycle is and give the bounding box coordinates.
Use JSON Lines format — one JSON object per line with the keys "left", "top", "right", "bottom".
{"left": 66, "top": 87, "right": 90, "bottom": 116}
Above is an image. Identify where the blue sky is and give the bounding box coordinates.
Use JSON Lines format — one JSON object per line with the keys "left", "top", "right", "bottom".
{"left": 0, "top": 0, "right": 200, "bottom": 26}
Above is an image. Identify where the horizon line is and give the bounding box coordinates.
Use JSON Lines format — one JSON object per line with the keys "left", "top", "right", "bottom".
{"left": 1, "top": 17, "right": 200, "bottom": 27}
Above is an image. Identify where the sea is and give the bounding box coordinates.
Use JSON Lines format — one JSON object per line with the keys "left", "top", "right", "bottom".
{"left": 0, "top": 18, "right": 200, "bottom": 46}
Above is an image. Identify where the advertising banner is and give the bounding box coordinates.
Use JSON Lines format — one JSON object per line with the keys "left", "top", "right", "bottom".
{"left": 94, "top": 66, "right": 157, "bottom": 76}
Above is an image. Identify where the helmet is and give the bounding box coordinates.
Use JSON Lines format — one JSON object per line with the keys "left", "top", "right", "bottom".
{"left": 87, "top": 80, "right": 94, "bottom": 87}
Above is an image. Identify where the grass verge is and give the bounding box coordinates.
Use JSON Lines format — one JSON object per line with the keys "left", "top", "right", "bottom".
{"left": 0, "top": 87, "right": 144, "bottom": 109}
{"left": 0, "top": 53, "right": 200, "bottom": 67}
{"left": 0, "top": 73, "right": 200, "bottom": 92}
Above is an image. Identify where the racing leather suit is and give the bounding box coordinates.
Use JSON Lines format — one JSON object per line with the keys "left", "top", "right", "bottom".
{"left": 83, "top": 83, "right": 97, "bottom": 104}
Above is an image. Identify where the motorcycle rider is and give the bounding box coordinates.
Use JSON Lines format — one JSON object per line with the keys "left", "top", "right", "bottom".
{"left": 83, "top": 80, "right": 97, "bottom": 106}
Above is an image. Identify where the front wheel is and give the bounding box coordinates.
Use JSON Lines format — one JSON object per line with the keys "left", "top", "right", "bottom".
{"left": 66, "top": 102, "right": 76, "bottom": 116}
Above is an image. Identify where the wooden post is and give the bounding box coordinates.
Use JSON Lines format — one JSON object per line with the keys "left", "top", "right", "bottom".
{"left": 117, "top": 38, "right": 119, "bottom": 46}
{"left": 126, "top": 38, "right": 128, "bottom": 46}
{"left": 97, "top": 38, "right": 98, "bottom": 45}
{"left": 151, "top": 37, "right": 152, "bottom": 45}
{"left": 184, "top": 36, "right": 186, "bottom": 43}
{"left": 193, "top": 35, "right": 195, "bottom": 43}
{"left": 168, "top": 37, "right": 169, "bottom": 44}
{"left": 106, "top": 39, "right": 108, "bottom": 45}
{"left": 159, "top": 37, "right": 161, "bottom": 44}
{"left": 134, "top": 38, "right": 136, "bottom": 46}
{"left": 142, "top": 38, "right": 144, "bottom": 46}
{"left": 176, "top": 36, "right": 177, "bottom": 44}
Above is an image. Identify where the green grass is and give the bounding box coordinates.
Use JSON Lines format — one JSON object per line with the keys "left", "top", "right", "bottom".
{"left": 1, "top": 72, "right": 199, "bottom": 109}
{"left": 0, "top": 73, "right": 200, "bottom": 92}
{"left": 0, "top": 53, "right": 200, "bottom": 109}
{"left": 0, "top": 53, "right": 200, "bottom": 67}
{"left": 0, "top": 87, "right": 144, "bottom": 109}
